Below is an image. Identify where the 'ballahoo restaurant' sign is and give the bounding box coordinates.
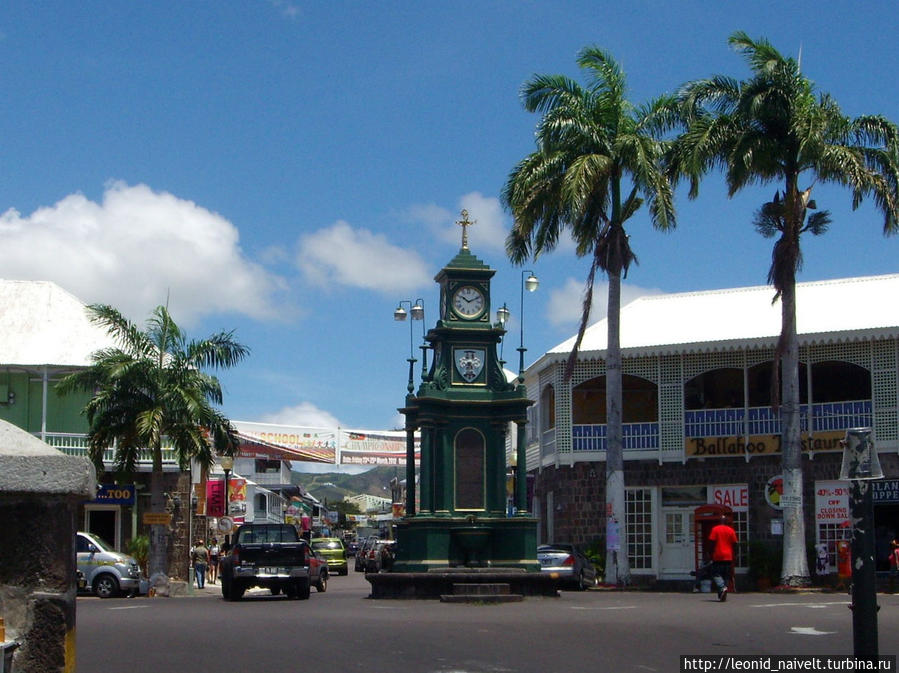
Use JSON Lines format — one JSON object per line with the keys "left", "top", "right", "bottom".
{"left": 686, "top": 430, "right": 845, "bottom": 458}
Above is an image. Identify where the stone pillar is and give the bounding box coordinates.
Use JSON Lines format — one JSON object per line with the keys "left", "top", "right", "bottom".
{"left": 0, "top": 420, "right": 97, "bottom": 673}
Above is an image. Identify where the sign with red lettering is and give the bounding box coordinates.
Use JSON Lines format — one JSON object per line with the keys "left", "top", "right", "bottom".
{"left": 708, "top": 484, "right": 748, "bottom": 512}
{"left": 815, "top": 480, "right": 850, "bottom": 525}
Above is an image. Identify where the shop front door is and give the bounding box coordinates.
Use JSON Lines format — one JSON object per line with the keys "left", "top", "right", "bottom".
{"left": 660, "top": 507, "right": 694, "bottom": 578}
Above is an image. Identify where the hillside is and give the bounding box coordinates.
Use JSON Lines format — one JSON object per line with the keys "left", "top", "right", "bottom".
{"left": 290, "top": 465, "right": 406, "bottom": 503}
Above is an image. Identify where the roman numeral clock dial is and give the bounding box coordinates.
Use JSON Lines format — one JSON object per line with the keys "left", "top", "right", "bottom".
{"left": 452, "top": 285, "right": 484, "bottom": 318}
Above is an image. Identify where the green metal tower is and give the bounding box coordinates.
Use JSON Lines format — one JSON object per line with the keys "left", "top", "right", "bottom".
{"left": 392, "top": 212, "right": 538, "bottom": 572}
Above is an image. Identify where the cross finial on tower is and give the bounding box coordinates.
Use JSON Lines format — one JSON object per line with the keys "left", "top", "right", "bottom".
{"left": 457, "top": 209, "right": 475, "bottom": 250}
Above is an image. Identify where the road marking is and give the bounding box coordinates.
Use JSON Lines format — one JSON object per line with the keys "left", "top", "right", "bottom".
{"left": 572, "top": 605, "right": 637, "bottom": 611}
{"left": 108, "top": 605, "right": 149, "bottom": 610}
{"left": 751, "top": 601, "right": 849, "bottom": 609}
{"left": 791, "top": 626, "right": 836, "bottom": 636}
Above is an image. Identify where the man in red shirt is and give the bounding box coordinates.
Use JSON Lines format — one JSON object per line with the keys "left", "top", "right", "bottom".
{"left": 708, "top": 515, "right": 738, "bottom": 602}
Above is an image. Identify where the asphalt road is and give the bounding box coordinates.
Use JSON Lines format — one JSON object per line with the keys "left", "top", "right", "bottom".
{"left": 75, "top": 571, "right": 898, "bottom": 673}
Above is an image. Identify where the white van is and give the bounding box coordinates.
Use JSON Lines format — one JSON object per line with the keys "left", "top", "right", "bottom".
{"left": 76, "top": 531, "right": 141, "bottom": 598}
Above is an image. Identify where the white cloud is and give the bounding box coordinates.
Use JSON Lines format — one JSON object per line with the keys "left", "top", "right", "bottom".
{"left": 0, "top": 182, "right": 286, "bottom": 325}
{"left": 257, "top": 402, "right": 341, "bottom": 428}
{"left": 296, "top": 220, "right": 431, "bottom": 293}
{"left": 407, "top": 192, "right": 510, "bottom": 253}
{"left": 547, "top": 277, "right": 663, "bottom": 328}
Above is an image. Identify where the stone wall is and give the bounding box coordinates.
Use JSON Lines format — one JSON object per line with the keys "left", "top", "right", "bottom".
{"left": 531, "top": 451, "right": 899, "bottom": 553}
{"left": 0, "top": 420, "right": 96, "bottom": 673}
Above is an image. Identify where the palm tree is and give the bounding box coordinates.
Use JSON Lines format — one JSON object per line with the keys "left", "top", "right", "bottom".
{"left": 58, "top": 304, "right": 250, "bottom": 579}
{"left": 669, "top": 31, "right": 899, "bottom": 585}
{"left": 502, "top": 46, "right": 677, "bottom": 585}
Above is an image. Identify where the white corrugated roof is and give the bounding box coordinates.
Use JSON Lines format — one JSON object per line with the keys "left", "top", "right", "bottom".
{"left": 0, "top": 279, "right": 116, "bottom": 367}
{"left": 545, "top": 274, "right": 899, "bottom": 362}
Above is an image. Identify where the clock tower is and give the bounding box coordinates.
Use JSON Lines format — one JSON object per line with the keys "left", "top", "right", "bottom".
{"left": 391, "top": 211, "right": 539, "bottom": 573}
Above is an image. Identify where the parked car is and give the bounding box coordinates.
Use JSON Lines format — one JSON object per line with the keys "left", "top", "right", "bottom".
{"left": 536, "top": 543, "right": 597, "bottom": 590}
{"left": 76, "top": 531, "right": 142, "bottom": 598}
{"left": 311, "top": 537, "right": 348, "bottom": 576}
{"left": 219, "top": 523, "right": 328, "bottom": 600}
{"left": 364, "top": 540, "right": 396, "bottom": 573}
{"left": 354, "top": 536, "right": 380, "bottom": 572}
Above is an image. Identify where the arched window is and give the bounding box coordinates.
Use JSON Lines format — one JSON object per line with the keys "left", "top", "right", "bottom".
{"left": 747, "top": 362, "right": 808, "bottom": 407}
{"left": 455, "top": 428, "right": 485, "bottom": 510}
{"left": 811, "top": 361, "right": 870, "bottom": 402}
{"left": 684, "top": 368, "right": 744, "bottom": 410}
{"left": 572, "top": 375, "right": 658, "bottom": 423}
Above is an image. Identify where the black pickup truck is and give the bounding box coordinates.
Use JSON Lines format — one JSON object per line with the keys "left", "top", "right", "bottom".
{"left": 219, "top": 523, "right": 328, "bottom": 601}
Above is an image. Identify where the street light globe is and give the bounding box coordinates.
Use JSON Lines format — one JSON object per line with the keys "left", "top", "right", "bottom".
{"left": 394, "top": 305, "right": 408, "bottom": 321}
{"left": 220, "top": 455, "right": 234, "bottom": 471}
{"left": 496, "top": 304, "right": 510, "bottom": 326}
{"left": 525, "top": 273, "right": 539, "bottom": 293}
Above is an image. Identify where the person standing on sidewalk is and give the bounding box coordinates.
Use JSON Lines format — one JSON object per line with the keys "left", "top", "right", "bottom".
{"left": 208, "top": 537, "right": 220, "bottom": 584}
{"left": 708, "top": 515, "right": 737, "bottom": 602}
{"left": 192, "top": 540, "right": 209, "bottom": 589}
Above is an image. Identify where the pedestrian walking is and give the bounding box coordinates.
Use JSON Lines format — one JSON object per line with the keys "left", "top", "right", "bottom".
{"left": 708, "top": 515, "right": 737, "bottom": 602}
{"left": 192, "top": 539, "right": 209, "bottom": 589}
{"left": 208, "top": 537, "right": 220, "bottom": 584}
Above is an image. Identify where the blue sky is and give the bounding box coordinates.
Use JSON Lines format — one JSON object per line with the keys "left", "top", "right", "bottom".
{"left": 1, "top": 2, "right": 897, "bottom": 436}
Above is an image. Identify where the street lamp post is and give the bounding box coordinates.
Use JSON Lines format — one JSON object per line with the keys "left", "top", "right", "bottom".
{"left": 839, "top": 427, "right": 884, "bottom": 660}
{"left": 394, "top": 299, "right": 425, "bottom": 393}
{"left": 220, "top": 455, "right": 234, "bottom": 523}
{"left": 517, "top": 271, "right": 539, "bottom": 383}
{"left": 496, "top": 302, "right": 510, "bottom": 368}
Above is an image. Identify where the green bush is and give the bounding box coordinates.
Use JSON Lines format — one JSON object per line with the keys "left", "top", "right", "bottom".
{"left": 583, "top": 539, "right": 604, "bottom": 577}
{"left": 126, "top": 535, "right": 150, "bottom": 575}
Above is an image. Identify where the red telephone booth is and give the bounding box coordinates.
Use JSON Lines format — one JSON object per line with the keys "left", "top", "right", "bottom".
{"left": 693, "top": 504, "right": 735, "bottom": 591}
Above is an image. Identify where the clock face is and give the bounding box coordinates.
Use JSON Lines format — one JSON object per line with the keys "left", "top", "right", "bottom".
{"left": 452, "top": 285, "right": 485, "bottom": 318}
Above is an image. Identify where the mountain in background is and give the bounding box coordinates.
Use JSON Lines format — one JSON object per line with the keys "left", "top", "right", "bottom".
{"left": 290, "top": 465, "right": 406, "bottom": 503}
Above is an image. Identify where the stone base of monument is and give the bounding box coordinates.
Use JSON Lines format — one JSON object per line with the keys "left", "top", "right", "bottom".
{"left": 366, "top": 567, "right": 559, "bottom": 600}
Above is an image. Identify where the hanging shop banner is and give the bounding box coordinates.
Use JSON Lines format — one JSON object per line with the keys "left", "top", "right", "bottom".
{"left": 206, "top": 479, "right": 225, "bottom": 518}
{"left": 339, "top": 428, "right": 421, "bottom": 466}
{"left": 686, "top": 429, "right": 845, "bottom": 458}
{"left": 815, "top": 480, "right": 850, "bottom": 525}
{"left": 233, "top": 421, "right": 337, "bottom": 464}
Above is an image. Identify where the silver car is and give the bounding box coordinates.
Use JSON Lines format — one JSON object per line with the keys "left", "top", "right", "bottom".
{"left": 76, "top": 531, "right": 141, "bottom": 598}
{"left": 537, "top": 543, "right": 598, "bottom": 590}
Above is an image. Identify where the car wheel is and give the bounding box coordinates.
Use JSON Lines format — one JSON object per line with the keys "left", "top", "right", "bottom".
{"left": 298, "top": 578, "right": 311, "bottom": 600}
{"left": 577, "top": 570, "right": 589, "bottom": 591}
{"left": 221, "top": 577, "right": 231, "bottom": 600}
{"left": 270, "top": 586, "right": 282, "bottom": 596}
{"left": 93, "top": 574, "right": 120, "bottom": 599}
{"left": 228, "top": 581, "right": 245, "bottom": 601}
{"left": 340, "top": 568, "right": 348, "bottom": 576}
{"left": 315, "top": 574, "right": 328, "bottom": 593}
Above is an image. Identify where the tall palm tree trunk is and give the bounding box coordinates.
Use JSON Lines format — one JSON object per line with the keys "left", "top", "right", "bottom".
{"left": 779, "top": 280, "right": 810, "bottom": 585}
{"left": 604, "top": 269, "right": 630, "bottom": 585}
{"left": 148, "top": 468, "right": 169, "bottom": 579}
